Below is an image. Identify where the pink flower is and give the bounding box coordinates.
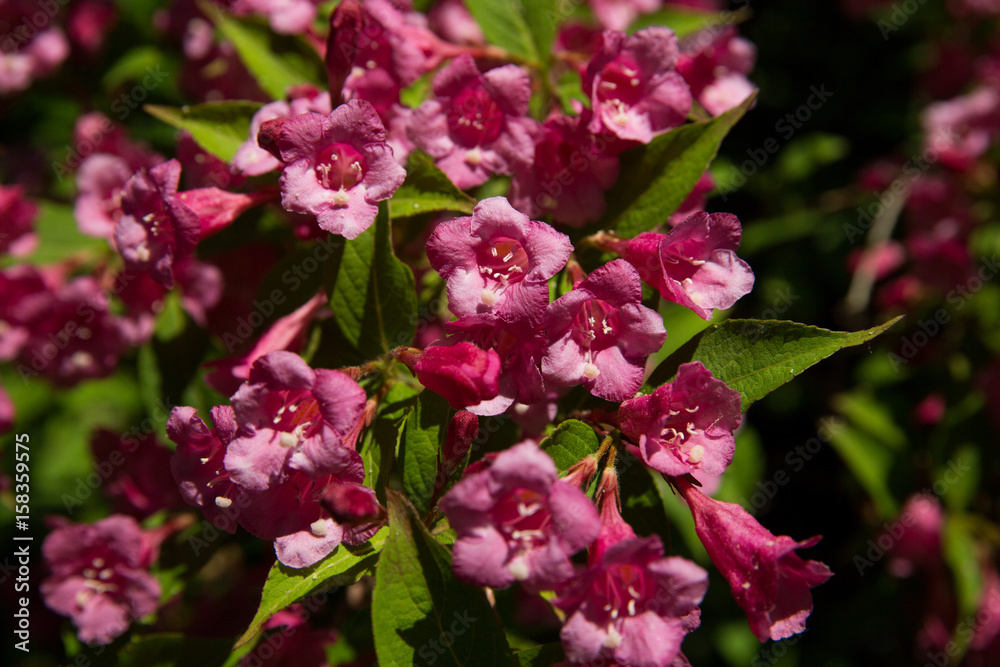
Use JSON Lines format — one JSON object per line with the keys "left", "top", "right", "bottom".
{"left": 675, "top": 477, "right": 833, "bottom": 641}
{"left": 224, "top": 351, "right": 367, "bottom": 490}
{"left": 67, "top": 0, "right": 118, "bottom": 54}
{"left": 617, "top": 361, "right": 741, "bottom": 477}
{"left": 440, "top": 441, "right": 599, "bottom": 589}
{"left": 426, "top": 196, "right": 573, "bottom": 322}
{"left": 232, "top": 91, "right": 332, "bottom": 176}
{"left": 409, "top": 54, "right": 537, "bottom": 188}
{"left": 509, "top": 110, "right": 620, "bottom": 227}
{"left": 584, "top": 28, "right": 692, "bottom": 143}
{"left": 554, "top": 470, "right": 707, "bottom": 667}
{"left": 414, "top": 341, "right": 502, "bottom": 410}
{"left": 114, "top": 160, "right": 201, "bottom": 289}
{"left": 259, "top": 99, "right": 405, "bottom": 239}
{"left": 168, "top": 405, "right": 242, "bottom": 532}
{"left": 0, "top": 1, "right": 69, "bottom": 94}
{"left": 0, "top": 381, "right": 14, "bottom": 434}
{"left": 443, "top": 313, "right": 548, "bottom": 416}
{"left": 885, "top": 494, "right": 944, "bottom": 578}
{"left": 0, "top": 184, "right": 38, "bottom": 256}
{"left": 922, "top": 86, "right": 1000, "bottom": 171}
{"left": 623, "top": 211, "right": 754, "bottom": 320}
{"left": 677, "top": 27, "right": 756, "bottom": 116}
{"left": 230, "top": 0, "right": 322, "bottom": 34}
{"left": 40, "top": 515, "right": 162, "bottom": 645}
{"left": 589, "top": 0, "right": 660, "bottom": 31}
{"left": 542, "top": 260, "right": 666, "bottom": 401}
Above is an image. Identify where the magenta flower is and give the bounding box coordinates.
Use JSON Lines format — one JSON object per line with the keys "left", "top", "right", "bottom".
{"left": 0, "top": 184, "right": 38, "bottom": 256}
{"left": 616, "top": 361, "right": 741, "bottom": 478}
{"left": 623, "top": 211, "right": 755, "bottom": 320}
{"left": 90, "top": 430, "right": 182, "bottom": 518}
{"left": 554, "top": 470, "right": 707, "bottom": 667}
{"left": 589, "top": 0, "right": 660, "bottom": 31}
{"left": 114, "top": 160, "right": 200, "bottom": 289}
{"left": 676, "top": 26, "right": 756, "bottom": 116}
{"left": 675, "top": 477, "right": 833, "bottom": 641}
{"left": 542, "top": 259, "right": 666, "bottom": 401}
{"left": 922, "top": 85, "right": 1000, "bottom": 171}
{"left": 440, "top": 441, "right": 599, "bottom": 589}
{"left": 426, "top": 196, "right": 573, "bottom": 322}
{"left": 414, "top": 341, "right": 502, "bottom": 410}
{"left": 444, "top": 313, "right": 547, "bottom": 416}
{"left": 0, "top": 1, "right": 69, "bottom": 94}
{"left": 41, "top": 515, "right": 161, "bottom": 645}
{"left": 231, "top": 0, "right": 322, "bottom": 34}
{"left": 224, "top": 351, "right": 366, "bottom": 490}
{"left": 584, "top": 28, "right": 692, "bottom": 143}
{"left": 260, "top": 99, "right": 405, "bottom": 239}
{"left": 75, "top": 154, "right": 135, "bottom": 239}
{"left": 410, "top": 54, "right": 537, "bottom": 188}
{"left": 231, "top": 91, "right": 332, "bottom": 176}
{"left": 168, "top": 405, "right": 242, "bottom": 532}
{"left": 509, "top": 110, "right": 620, "bottom": 227}
{"left": 886, "top": 494, "right": 944, "bottom": 578}
{"left": 0, "top": 382, "right": 14, "bottom": 434}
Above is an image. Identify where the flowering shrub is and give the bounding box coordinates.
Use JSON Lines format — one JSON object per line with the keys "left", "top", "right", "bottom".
{"left": 4, "top": 1, "right": 1000, "bottom": 666}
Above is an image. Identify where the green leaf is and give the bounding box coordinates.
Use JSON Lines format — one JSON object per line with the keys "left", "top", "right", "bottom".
{"left": 466, "top": 0, "right": 540, "bottom": 64}
{"left": 400, "top": 390, "right": 452, "bottom": 517}
{"left": 388, "top": 151, "right": 476, "bottom": 219}
{"left": 600, "top": 93, "right": 756, "bottom": 239}
{"left": 937, "top": 443, "right": 980, "bottom": 512}
{"left": 539, "top": 420, "right": 600, "bottom": 474}
{"left": 372, "top": 491, "right": 515, "bottom": 667}
{"left": 361, "top": 382, "right": 420, "bottom": 496}
{"left": 327, "top": 206, "right": 418, "bottom": 358}
{"left": 645, "top": 316, "right": 903, "bottom": 413}
{"left": 943, "top": 515, "right": 984, "bottom": 638}
{"left": 145, "top": 101, "right": 262, "bottom": 163}
{"left": 514, "top": 643, "right": 566, "bottom": 666}
{"left": 206, "top": 6, "right": 325, "bottom": 99}
{"left": 630, "top": 7, "right": 748, "bottom": 38}
{"left": 119, "top": 635, "right": 238, "bottom": 667}
{"left": 522, "top": 0, "right": 559, "bottom": 67}
{"left": 235, "top": 529, "right": 388, "bottom": 648}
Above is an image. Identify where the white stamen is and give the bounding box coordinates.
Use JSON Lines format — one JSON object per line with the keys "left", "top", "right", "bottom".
{"left": 215, "top": 497, "right": 233, "bottom": 509}
{"left": 742, "top": 581, "right": 751, "bottom": 590}
{"left": 332, "top": 188, "right": 351, "bottom": 207}
{"left": 502, "top": 250, "right": 514, "bottom": 263}
{"left": 490, "top": 245, "right": 498, "bottom": 257}
{"left": 279, "top": 431, "right": 298, "bottom": 448}
{"left": 627, "top": 599, "right": 637, "bottom": 616}
{"left": 464, "top": 147, "right": 483, "bottom": 166}
{"left": 199, "top": 457, "right": 210, "bottom": 464}
{"left": 98, "top": 568, "right": 114, "bottom": 580}
{"left": 70, "top": 351, "right": 94, "bottom": 368}
{"left": 603, "top": 626, "right": 623, "bottom": 649}
{"left": 481, "top": 289, "right": 498, "bottom": 306}
{"left": 583, "top": 363, "right": 601, "bottom": 380}
{"left": 92, "top": 558, "right": 105, "bottom": 568}
{"left": 507, "top": 558, "right": 529, "bottom": 581}
{"left": 310, "top": 519, "right": 328, "bottom": 537}
{"left": 135, "top": 243, "right": 151, "bottom": 262}
{"left": 688, "top": 445, "right": 704, "bottom": 464}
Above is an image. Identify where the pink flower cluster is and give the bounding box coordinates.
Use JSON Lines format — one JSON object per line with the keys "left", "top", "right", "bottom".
{"left": 168, "top": 350, "right": 383, "bottom": 569}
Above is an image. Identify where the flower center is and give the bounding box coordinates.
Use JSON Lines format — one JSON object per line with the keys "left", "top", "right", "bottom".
{"left": 315, "top": 143, "right": 366, "bottom": 198}
{"left": 572, "top": 299, "right": 619, "bottom": 350}
{"left": 597, "top": 57, "right": 644, "bottom": 126}
{"left": 658, "top": 405, "right": 705, "bottom": 464}
{"left": 477, "top": 236, "right": 530, "bottom": 299}
{"left": 494, "top": 488, "right": 551, "bottom": 549}
{"left": 448, "top": 84, "right": 504, "bottom": 147}
{"left": 601, "top": 563, "right": 647, "bottom": 620}
{"left": 272, "top": 389, "right": 323, "bottom": 449}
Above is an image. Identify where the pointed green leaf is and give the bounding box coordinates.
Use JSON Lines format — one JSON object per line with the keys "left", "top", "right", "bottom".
{"left": 646, "top": 316, "right": 903, "bottom": 413}
{"left": 539, "top": 419, "right": 600, "bottom": 474}
{"left": 522, "top": 0, "right": 559, "bottom": 67}
{"left": 206, "top": 6, "right": 324, "bottom": 99}
{"left": 388, "top": 151, "right": 476, "bottom": 219}
{"left": 372, "top": 491, "right": 515, "bottom": 667}
{"left": 327, "top": 207, "right": 418, "bottom": 358}
{"left": 145, "top": 101, "right": 262, "bottom": 163}
{"left": 827, "top": 422, "right": 898, "bottom": 519}
{"left": 361, "top": 382, "right": 420, "bottom": 496}
{"left": 466, "top": 0, "right": 540, "bottom": 64}
{"left": 400, "top": 390, "right": 452, "bottom": 518}
{"left": 600, "top": 93, "right": 756, "bottom": 238}
{"left": 235, "top": 529, "right": 387, "bottom": 648}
